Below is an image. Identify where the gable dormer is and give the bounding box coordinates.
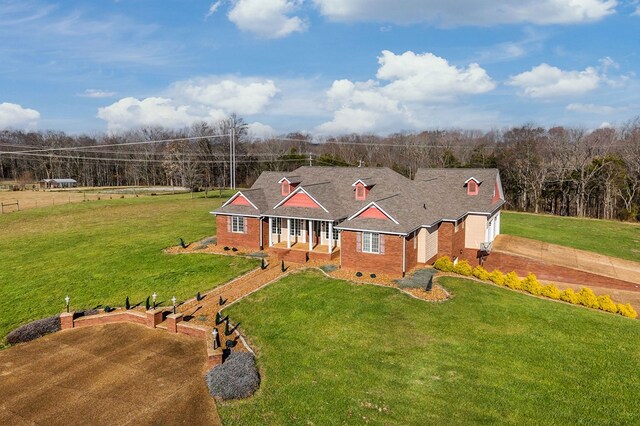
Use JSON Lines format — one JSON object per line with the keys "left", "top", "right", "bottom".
{"left": 352, "top": 179, "right": 373, "bottom": 201}
{"left": 464, "top": 177, "right": 481, "bottom": 196}
{"left": 278, "top": 176, "right": 301, "bottom": 196}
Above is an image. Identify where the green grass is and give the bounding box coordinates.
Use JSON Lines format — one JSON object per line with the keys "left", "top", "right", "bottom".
{"left": 0, "top": 193, "right": 258, "bottom": 343}
{"left": 221, "top": 271, "right": 640, "bottom": 425}
{"left": 502, "top": 211, "right": 640, "bottom": 262}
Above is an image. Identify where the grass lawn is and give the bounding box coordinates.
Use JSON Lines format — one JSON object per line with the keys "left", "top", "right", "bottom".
{"left": 502, "top": 211, "right": 640, "bottom": 262}
{"left": 221, "top": 271, "right": 640, "bottom": 425}
{"left": 0, "top": 193, "right": 258, "bottom": 344}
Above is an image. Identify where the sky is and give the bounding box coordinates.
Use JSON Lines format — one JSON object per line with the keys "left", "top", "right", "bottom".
{"left": 0, "top": 0, "right": 639, "bottom": 137}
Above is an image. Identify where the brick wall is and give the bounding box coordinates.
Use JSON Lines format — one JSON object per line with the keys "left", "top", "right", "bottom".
{"left": 341, "top": 231, "right": 405, "bottom": 276}
{"left": 437, "top": 221, "right": 466, "bottom": 261}
{"left": 405, "top": 231, "right": 418, "bottom": 273}
{"left": 216, "top": 215, "right": 262, "bottom": 251}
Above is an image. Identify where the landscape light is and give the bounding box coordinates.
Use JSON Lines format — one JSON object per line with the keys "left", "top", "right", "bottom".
{"left": 65, "top": 295, "right": 70, "bottom": 313}
{"left": 212, "top": 327, "right": 219, "bottom": 350}
{"left": 171, "top": 296, "right": 177, "bottom": 314}
{"left": 152, "top": 292, "right": 157, "bottom": 309}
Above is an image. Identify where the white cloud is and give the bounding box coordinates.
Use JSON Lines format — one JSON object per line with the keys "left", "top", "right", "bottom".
{"left": 205, "top": 1, "right": 223, "bottom": 19}
{"left": 507, "top": 63, "right": 601, "bottom": 98}
{"left": 317, "top": 50, "right": 496, "bottom": 134}
{"left": 312, "top": 0, "right": 617, "bottom": 26}
{"left": 97, "top": 77, "right": 281, "bottom": 132}
{"left": 566, "top": 103, "right": 621, "bottom": 114}
{"left": 247, "top": 121, "right": 277, "bottom": 138}
{"left": 0, "top": 102, "right": 40, "bottom": 129}
{"left": 228, "top": 0, "right": 307, "bottom": 38}
{"left": 170, "top": 77, "right": 279, "bottom": 115}
{"left": 78, "top": 89, "right": 116, "bottom": 98}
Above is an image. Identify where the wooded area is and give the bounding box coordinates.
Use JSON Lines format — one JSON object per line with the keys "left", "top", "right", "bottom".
{"left": 1, "top": 115, "right": 639, "bottom": 221}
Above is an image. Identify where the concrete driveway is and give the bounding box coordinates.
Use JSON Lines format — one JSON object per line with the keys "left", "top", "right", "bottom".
{"left": 0, "top": 323, "right": 220, "bottom": 425}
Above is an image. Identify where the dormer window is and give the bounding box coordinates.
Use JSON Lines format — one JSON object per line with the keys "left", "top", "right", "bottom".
{"left": 281, "top": 181, "right": 291, "bottom": 196}
{"left": 279, "top": 176, "right": 300, "bottom": 196}
{"left": 465, "top": 177, "right": 481, "bottom": 196}
{"left": 355, "top": 184, "right": 366, "bottom": 200}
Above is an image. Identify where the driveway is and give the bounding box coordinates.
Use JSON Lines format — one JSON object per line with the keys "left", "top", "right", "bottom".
{"left": 0, "top": 323, "right": 220, "bottom": 425}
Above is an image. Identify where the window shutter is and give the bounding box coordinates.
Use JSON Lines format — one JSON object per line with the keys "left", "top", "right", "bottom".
{"left": 227, "top": 216, "right": 231, "bottom": 232}
{"left": 356, "top": 232, "right": 361, "bottom": 252}
{"left": 380, "top": 234, "right": 385, "bottom": 254}
{"left": 243, "top": 217, "right": 247, "bottom": 234}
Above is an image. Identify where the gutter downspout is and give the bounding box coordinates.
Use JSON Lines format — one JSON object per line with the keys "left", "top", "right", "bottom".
{"left": 402, "top": 235, "right": 406, "bottom": 278}
{"left": 259, "top": 217, "right": 263, "bottom": 250}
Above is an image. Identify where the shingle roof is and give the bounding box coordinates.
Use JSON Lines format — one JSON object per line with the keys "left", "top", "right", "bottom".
{"left": 214, "top": 166, "right": 504, "bottom": 234}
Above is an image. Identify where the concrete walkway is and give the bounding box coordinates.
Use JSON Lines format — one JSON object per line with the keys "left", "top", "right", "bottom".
{"left": 493, "top": 235, "right": 640, "bottom": 285}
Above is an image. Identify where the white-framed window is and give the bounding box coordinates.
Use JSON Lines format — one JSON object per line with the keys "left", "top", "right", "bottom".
{"left": 289, "top": 219, "right": 302, "bottom": 236}
{"left": 362, "top": 232, "right": 380, "bottom": 254}
{"left": 271, "top": 217, "right": 282, "bottom": 234}
{"left": 231, "top": 216, "right": 245, "bottom": 233}
{"left": 333, "top": 227, "right": 339, "bottom": 241}
{"left": 324, "top": 223, "right": 340, "bottom": 240}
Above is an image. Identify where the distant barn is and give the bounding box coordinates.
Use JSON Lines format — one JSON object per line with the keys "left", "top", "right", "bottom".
{"left": 40, "top": 178, "right": 78, "bottom": 189}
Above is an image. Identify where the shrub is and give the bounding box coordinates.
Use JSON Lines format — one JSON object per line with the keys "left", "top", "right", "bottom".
{"left": 617, "top": 303, "right": 638, "bottom": 319}
{"left": 433, "top": 256, "right": 454, "bottom": 272}
{"left": 597, "top": 295, "right": 618, "bottom": 314}
{"left": 560, "top": 288, "right": 579, "bottom": 304}
{"left": 488, "top": 270, "right": 505, "bottom": 286}
{"left": 541, "top": 284, "right": 562, "bottom": 300}
{"left": 6, "top": 315, "right": 61, "bottom": 345}
{"left": 577, "top": 288, "right": 599, "bottom": 309}
{"left": 355, "top": 272, "right": 363, "bottom": 277}
{"left": 472, "top": 265, "right": 490, "bottom": 281}
{"left": 504, "top": 272, "right": 521, "bottom": 290}
{"left": 204, "top": 352, "right": 260, "bottom": 400}
{"left": 521, "top": 273, "right": 543, "bottom": 295}
{"left": 452, "top": 260, "right": 473, "bottom": 276}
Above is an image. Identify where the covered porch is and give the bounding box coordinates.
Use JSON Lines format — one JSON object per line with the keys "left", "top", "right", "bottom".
{"left": 267, "top": 216, "right": 340, "bottom": 260}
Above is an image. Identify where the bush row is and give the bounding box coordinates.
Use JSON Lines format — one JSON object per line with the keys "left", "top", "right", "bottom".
{"left": 433, "top": 256, "right": 637, "bottom": 319}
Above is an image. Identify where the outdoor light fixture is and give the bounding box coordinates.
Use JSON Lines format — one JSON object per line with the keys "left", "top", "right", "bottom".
{"left": 152, "top": 292, "right": 157, "bottom": 309}
{"left": 65, "top": 295, "right": 70, "bottom": 313}
{"left": 212, "top": 327, "right": 219, "bottom": 350}
{"left": 171, "top": 296, "right": 177, "bottom": 314}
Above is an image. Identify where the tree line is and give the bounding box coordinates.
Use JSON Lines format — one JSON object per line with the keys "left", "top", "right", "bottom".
{"left": 1, "top": 116, "right": 639, "bottom": 221}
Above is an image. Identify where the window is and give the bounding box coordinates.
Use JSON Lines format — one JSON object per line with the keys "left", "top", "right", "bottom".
{"left": 362, "top": 232, "right": 380, "bottom": 254}
{"left": 355, "top": 184, "right": 366, "bottom": 200}
{"left": 467, "top": 180, "right": 479, "bottom": 195}
{"left": 231, "top": 216, "right": 245, "bottom": 233}
{"left": 289, "top": 219, "right": 302, "bottom": 236}
{"left": 271, "top": 218, "right": 281, "bottom": 234}
{"left": 333, "top": 227, "right": 339, "bottom": 241}
{"left": 323, "top": 223, "right": 340, "bottom": 240}
{"left": 281, "top": 181, "right": 290, "bottom": 196}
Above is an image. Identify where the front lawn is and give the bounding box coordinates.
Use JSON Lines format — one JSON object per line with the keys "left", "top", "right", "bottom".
{"left": 502, "top": 211, "right": 640, "bottom": 262}
{"left": 221, "top": 271, "right": 640, "bottom": 425}
{"left": 0, "top": 193, "right": 258, "bottom": 343}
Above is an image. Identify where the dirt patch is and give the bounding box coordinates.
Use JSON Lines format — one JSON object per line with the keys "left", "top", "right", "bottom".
{"left": 0, "top": 323, "right": 220, "bottom": 425}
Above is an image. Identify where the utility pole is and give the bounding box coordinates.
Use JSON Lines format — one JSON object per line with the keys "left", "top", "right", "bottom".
{"left": 308, "top": 153, "right": 312, "bottom": 166}
{"left": 229, "top": 127, "right": 236, "bottom": 190}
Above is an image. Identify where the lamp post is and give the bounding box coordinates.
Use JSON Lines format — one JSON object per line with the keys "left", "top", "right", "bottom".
{"left": 64, "top": 295, "right": 70, "bottom": 313}
{"left": 212, "top": 327, "right": 219, "bottom": 350}
{"left": 152, "top": 292, "right": 157, "bottom": 309}
{"left": 171, "top": 296, "right": 177, "bottom": 315}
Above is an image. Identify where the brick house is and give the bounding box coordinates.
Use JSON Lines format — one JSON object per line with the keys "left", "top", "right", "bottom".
{"left": 213, "top": 166, "right": 504, "bottom": 277}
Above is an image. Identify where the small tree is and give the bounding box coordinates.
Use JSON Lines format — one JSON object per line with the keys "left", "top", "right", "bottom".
{"left": 125, "top": 296, "right": 130, "bottom": 310}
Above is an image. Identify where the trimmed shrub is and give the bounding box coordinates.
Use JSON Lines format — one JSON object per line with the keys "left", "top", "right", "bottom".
{"left": 452, "top": 260, "right": 473, "bottom": 276}
{"left": 433, "top": 256, "right": 454, "bottom": 272}
{"left": 6, "top": 315, "right": 61, "bottom": 345}
{"left": 521, "top": 273, "right": 543, "bottom": 295}
{"left": 504, "top": 272, "right": 521, "bottom": 290}
{"left": 204, "top": 352, "right": 260, "bottom": 400}
{"left": 488, "top": 270, "right": 505, "bottom": 286}
{"left": 577, "top": 288, "right": 599, "bottom": 309}
{"left": 597, "top": 295, "right": 618, "bottom": 314}
{"left": 541, "top": 284, "right": 562, "bottom": 300}
{"left": 617, "top": 303, "right": 638, "bottom": 319}
{"left": 472, "top": 265, "right": 490, "bottom": 281}
{"left": 560, "top": 288, "right": 579, "bottom": 304}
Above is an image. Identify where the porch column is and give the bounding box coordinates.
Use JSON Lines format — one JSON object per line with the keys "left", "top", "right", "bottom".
{"left": 287, "top": 218, "right": 291, "bottom": 249}
{"left": 328, "top": 222, "right": 333, "bottom": 254}
{"left": 308, "top": 220, "right": 313, "bottom": 251}
{"left": 268, "top": 217, "right": 273, "bottom": 247}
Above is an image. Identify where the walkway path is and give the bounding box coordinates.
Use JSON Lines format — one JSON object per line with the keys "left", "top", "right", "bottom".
{"left": 493, "top": 235, "right": 640, "bottom": 285}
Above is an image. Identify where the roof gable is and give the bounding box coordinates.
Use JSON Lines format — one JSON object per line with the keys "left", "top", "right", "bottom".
{"left": 273, "top": 186, "right": 329, "bottom": 212}
{"left": 222, "top": 191, "right": 258, "bottom": 210}
{"left": 349, "top": 201, "right": 399, "bottom": 224}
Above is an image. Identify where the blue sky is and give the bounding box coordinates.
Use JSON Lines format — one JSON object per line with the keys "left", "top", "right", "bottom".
{"left": 0, "top": 0, "right": 639, "bottom": 136}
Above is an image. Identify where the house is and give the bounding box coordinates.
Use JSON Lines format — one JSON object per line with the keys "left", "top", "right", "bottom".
{"left": 212, "top": 166, "right": 504, "bottom": 277}
{"left": 40, "top": 178, "right": 77, "bottom": 189}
